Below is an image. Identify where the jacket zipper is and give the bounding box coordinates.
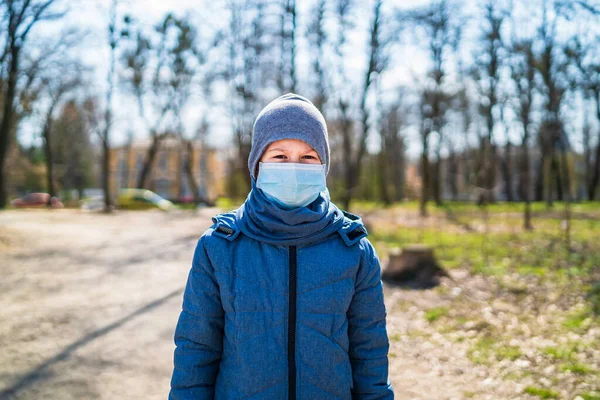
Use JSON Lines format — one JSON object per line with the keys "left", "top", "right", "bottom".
{"left": 288, "top": 245, "right": 297, "bottom": 400}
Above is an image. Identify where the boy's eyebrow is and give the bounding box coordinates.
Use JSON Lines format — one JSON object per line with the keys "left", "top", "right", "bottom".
{"left": 266, "top": 147, "right": 317, "bottom": 153}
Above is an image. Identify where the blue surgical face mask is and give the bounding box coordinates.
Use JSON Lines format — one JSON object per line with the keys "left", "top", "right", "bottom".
{"left": 256, "top": 162, "right": 327, "bottom": 209}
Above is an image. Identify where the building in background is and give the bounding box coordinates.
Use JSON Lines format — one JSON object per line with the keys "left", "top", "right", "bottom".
{"left": 109, "top": 134, "right": 226, "bottom": 202}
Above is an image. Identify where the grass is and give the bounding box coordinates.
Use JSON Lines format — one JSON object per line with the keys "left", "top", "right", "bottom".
{"left": 495, "top": 344, "right": 523, "bottom": 361}
{"left": 347, "top": 200, "right": 600, "bottom": 219}
{"left": 579, "top": 392, "right": 600, "bottom": 400}
{"left": 467, "top": 335, "right": 524, "bottom": 364}
{"left": 214, "top": 196, "right": 244, "bottom": 210}
{"left": 368, "top": 210, "right": 600, "bottom": 289}
{"left": 560, "top": 363, "right": 596, "bottom": 375}
{"left": 467, "top": 336, "right": 497, "bottom": 365}
{"left": 543, "top": 344, "right": 580, "bottom": 361}
{"left": 524, "top": 386, "right": 559, "bottom": 399}
{"left": 563, "top": 308, "right": 594, "bottom": 331}
{"left": 425, "top": 306, "right": 449, "bottom": 322}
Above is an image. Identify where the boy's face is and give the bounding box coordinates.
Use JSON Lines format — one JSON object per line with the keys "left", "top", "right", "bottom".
{"left": 256, "top": 138, "right": 322, "bottom": 176}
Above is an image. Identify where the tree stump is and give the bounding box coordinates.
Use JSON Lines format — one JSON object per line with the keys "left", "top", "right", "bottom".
{"left": 382, "top": 245, "right": 449, "bottom": 288}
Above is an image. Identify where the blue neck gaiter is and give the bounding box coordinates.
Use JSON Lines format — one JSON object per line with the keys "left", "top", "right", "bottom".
{"left": 235, "top": 176, "right": 345, "bottom": 247}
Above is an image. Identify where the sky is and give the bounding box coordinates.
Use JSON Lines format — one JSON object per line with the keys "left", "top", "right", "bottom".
{"left": 19, "top": 0, "right": 432, "bottom": 156}
{"left": 17, "top": 0, "right": 595, "bottom": 158}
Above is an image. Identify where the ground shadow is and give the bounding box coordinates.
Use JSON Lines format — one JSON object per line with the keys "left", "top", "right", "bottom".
{"left": 0, "top": 287, "right": 183, "bottom": 399}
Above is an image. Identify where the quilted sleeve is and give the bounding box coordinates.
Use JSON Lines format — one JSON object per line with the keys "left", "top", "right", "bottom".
{"left": 169, "top": 235, "right": 224, "bottom": 400}
{"left": 347, "top": 238, "right": 394, "bottom": 399}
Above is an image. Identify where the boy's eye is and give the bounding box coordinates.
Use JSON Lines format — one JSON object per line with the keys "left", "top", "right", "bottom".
{"left": 302, "top": 155, "right": 317, "bottom": 159}
{"left": 273, "top": 155, "right": 286, "bottom": 159}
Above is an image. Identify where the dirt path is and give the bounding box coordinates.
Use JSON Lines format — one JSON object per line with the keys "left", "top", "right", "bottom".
{"left": 0, "top": 209, "right": 550, "bottom": 399}
{"left": 0, "top": 209, "right": 215, "bottom": 400}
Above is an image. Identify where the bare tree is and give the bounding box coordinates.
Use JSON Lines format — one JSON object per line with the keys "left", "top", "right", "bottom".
{"left": 446, "top": 86, "right": 471, "bottom": 201}
{"left": 329, "top": 0, "right": 355, "bottom": 206}
{"left": 0, "top": 0, "right": 66, "bottom": 208}
{"left": 215, "top": 1, "right": 272, "bottom": 194}
{"left": 121, "top": 13, "right": 203, "bottom": 192}
{"left": 277, "top": 0, "right": 297, "bottom": 93}
{"left": 162, "top": 14, "right": 208, "bottom": 205}
{"left": 472, "top": 0, "right": 507, "bottom": 204}
{"left": 559, "top": 0, "right": 600, "bottom": 15}
{"left": 40, "top": 72, "right": 83, "bottom": 202}
{"left": 97, "top": 0, "right": 125, "bottom": 212}
{"left": 30, "top": 29, "right": 86, "bottom": 204}
{"left": 336, "top": 0, "right": 389, "bottom": 210}
{"left": 510, "top": 39, "right": 536, "bottom": 229}
{"left": 307, "top": 0, "right": 327, "bottom": 112}
{"left": 378, "top": 98, "right": 406, "bottom": 204}
{"left": 535, "top": 0, "right": 571, "bottom": 206}
{"left": 53, "top": 99, "right": 95, "bottom": 199}
{"left": 404, "top": 0, "right": 459, "bottom": 215}
{"left": 120, "top": 24, "right": 162, "bottom": 189}
{"left": 566, "top": 36, "right": 600, "bottom": 200}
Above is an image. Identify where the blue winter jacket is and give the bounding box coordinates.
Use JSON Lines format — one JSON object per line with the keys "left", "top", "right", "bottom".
{"left": 169, "top": 179, "right": 394, "bottom": 399}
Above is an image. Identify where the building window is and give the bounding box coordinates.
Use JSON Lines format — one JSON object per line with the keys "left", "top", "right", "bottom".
{"left": 155, "top": 178, "right": 171, "bottom": 199}
{"left": 118, "top": 156, "right": 127, "bottom": 188}
{"left": 136, "top": 153, "right": 144, "bottom": 172}
{"left": 158, "top": 153, "right": 167, "bottom": 171}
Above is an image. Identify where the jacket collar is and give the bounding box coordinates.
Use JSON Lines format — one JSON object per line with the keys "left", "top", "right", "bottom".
{"left": 211, "top": 208, "right": 367, "bottom": 247}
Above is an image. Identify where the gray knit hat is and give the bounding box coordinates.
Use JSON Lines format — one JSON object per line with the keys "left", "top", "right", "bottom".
{"left": 248, "top": 93, "right": 330, "bottom": 179}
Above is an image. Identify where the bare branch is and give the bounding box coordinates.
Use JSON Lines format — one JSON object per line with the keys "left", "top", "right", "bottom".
{"left": 19, "top": 0, "right": 64, "bottom": 42}
{"left": 576, "top": 0, "right": 600, "bottom": 14}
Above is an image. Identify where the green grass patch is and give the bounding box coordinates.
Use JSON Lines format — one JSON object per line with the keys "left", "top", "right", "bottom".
{"left": 468, "top": 336, "right": 524, "bottom": 365}
{"left": 579, "top": 392, "right": 600, "bottom": 400}
{"left": 495, "top": 345, "right": 523, "bottom": 361}
{"left": 523, "top": 386, "right": 559, "bottom": 399}
{"left": 560, "top": 362, "right": 596, "bottom": 375}
{"left": 389, "top": 333, "right": 402, "bottom": 342}
{"left": 214, "top": 196, "right": 244, "bottom": 210}
{"left": 467, "top": 336, "right": 497, "bottom": 365}
{"left": 543, "top": 345, "right": 578, "bottom": 361}
{"left": 563, "top": 308, "right": 593, "bottom": 331}
{"left": 515, "top": 264, "right": 548, "bottom": 277}
{"left": 425, "top": 306, "right": 449, "bottom": 322}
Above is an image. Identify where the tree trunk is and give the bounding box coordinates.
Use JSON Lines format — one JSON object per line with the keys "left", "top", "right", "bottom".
{"left": 378, "top": 146, "right": 390, "bottom": 205}
{"left": 342, "top": 162, "right": 355, "bottom": 211}
{"left": 448, "top": 150, "right": 458, "bottom": 201}
{"left": 137, "top": 134, "right": 161, "bottom": 189}
{"left": 521, "top": 142, "right": 533, "bottom": 230}
{"left": 432, "top": 131, "right": 442, "bottom": 206}
{"left": 420, "top": 140, "right": 429, "bottom": 217}
{"left": 340, "top": 101, "right": 354, "bottom": 211}
{"left": 102, "top": 136, "right": 112, "bottom": 212}
{"left": 289, "top": 0, "right": 297, "bottom": 93}
{"left": 42, "top": 106, "right": 57, "bottom": 202}
{"left": 502, "top": 142, "right": 514, "bottom": 201}
{"left": 535, "top": 150, "right": 545, "bottom": 202}
{"left": 551, "top": 152, "right": 563, "bottom": 202}
{"left": 185, "top": 140, "right": 202, "bottom": 204}
{"left": 0, "top": 46, "right": 20, "bottom": 209}
{"left": 590, "top": 142, "right": 600, "bottom": 200}
{"left": 589, "top": 92, "right": 600, "bottom": 200}
{"left": 432, "top": 157, "right": 442, "bottom": 206}
{"left": 392, "top": 136, "right": 405, "bottom": 202}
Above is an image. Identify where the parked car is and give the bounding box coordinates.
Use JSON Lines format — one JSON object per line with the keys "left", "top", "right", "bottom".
{"left": 117, "top": 189, "right": 174, "bottom": 211}
{"left": 80, "top": 195, "right": 105, "bottom": 211}
{"left": 10, "top": 193, "right": 64, "bottom": 208}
